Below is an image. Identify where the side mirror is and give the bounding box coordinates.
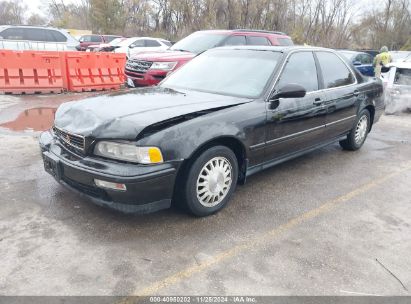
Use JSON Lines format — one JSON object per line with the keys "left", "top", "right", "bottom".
{"left": 271, "top": 84, "right": 306, "bottom": 100}
{"left": 353, "top": 61, "right": 361, "bottom": 66}
{"left": 129, "top": 45, "right": 135, "bottom": 49}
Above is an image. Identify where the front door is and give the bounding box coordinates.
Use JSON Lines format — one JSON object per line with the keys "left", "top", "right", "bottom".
{"left": 265, "top": 51, "right": 327, "bottom": 162}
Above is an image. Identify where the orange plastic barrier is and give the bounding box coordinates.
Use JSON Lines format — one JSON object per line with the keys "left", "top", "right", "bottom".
{"left": 0, "top": 50, "right": 65, "bottom": 94}
{"left": 65, "top": 52, "right": 126, "bottom": 92}
{"left": 0, "top": 50, "right": 126, "bottom": 94}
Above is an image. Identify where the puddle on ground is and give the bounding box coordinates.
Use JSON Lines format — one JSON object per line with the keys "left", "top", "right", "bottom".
{"left": 0, "top": 91, "right": 111, "bottom": 133}
{"left": 0, "top": 107, "right": 57, "bottom": 131}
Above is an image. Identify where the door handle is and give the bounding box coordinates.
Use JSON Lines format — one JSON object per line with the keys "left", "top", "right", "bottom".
{"left": 313, "top": 98, "right": 323, "bottom": 106}
{"left": 353, "top": 90, "right": 359, "bottom": 97}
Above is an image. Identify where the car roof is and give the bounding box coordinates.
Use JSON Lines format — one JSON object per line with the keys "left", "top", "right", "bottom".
{"left": 209, "top": 45, "right": 333, "bottom": 53}
{"left": 194, "top": 29, "right": 291, "bottom": 37}
{"left": 0, "top": 25, "right": 64, "bottom": 31}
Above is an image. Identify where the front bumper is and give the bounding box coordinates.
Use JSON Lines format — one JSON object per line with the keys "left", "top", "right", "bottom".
{"left": 39, "top": 131, "right": 181, "bottom": 214}
{"left": 125, "top": 70, "right": 167, "bottom": 87}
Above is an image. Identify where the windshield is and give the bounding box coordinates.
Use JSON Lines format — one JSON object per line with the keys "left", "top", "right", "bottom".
{"left": 394, "top": 68, "right": 411, "bottom": 85}
{"left": 170, "top": 32, "right": 228, "bottom": 54}
{"left": 161, "top": 49, "right": 281, "bottom": 98}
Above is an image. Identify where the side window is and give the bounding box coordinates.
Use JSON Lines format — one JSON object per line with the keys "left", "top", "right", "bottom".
{"left": 247, "top": 36, "right": 271, "bottom": 46}
{"left": 49, "top": 30, "right": 67, "bottom": 42}
{"left": 316, "top": 51, "right": 355, "bottom": 89}
{"left": 91, "top": 35, "right": 102, "bottom": 43}
{"left": 146, "top": 40, "right": 161, "bottom": 47}
{"left": 131, "top": 39, "right": 146, "bottom": 47}
{"left": 277, "top": 52, "right": 318, "bottom": 92}
{"left": 223, "top": 35, "right": 246, "bottom": 46}
{"left": 24, "top": 28, "right": 47, "bottom": 41}
{"left": 0, "top": 28, "right": 24, "bottom": 40}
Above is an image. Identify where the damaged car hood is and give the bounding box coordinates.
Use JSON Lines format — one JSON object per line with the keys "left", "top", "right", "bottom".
{"left": 54, "top": 87, "right": 252, "bottom": 139}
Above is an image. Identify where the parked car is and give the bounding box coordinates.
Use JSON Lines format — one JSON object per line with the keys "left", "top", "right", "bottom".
{"left": 114, "top": 37, "right": 171, "bottom": 58}
{"left": 381, "top": 61, "right": 411, "bottom": 114}
{"left": 338, "top": 50, "right": 375, "bottom": 76}
{"left": 40, "top": 46, "right": 384, "bottom": 216}
{"left": 0, "top": 25, "right": 79, "bottom": 51}
{"left": 86, "top": 37, "right": 127, "bottom": 52}
{"left": 125, "top": 29, "right": 294, "bottom": 87}
{"left": 76, "top": 34, "right": 122, "bottom": 51}
{"left": 388, "top": 51, "right": 411, "bottom": 62}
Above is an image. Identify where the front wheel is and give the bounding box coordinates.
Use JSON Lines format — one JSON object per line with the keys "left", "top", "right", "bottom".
{"left": 339, "top": 109, "right": 371, "bottom": 151}
{"left": 181, "top": 146, "right": 238, "bottom": 217}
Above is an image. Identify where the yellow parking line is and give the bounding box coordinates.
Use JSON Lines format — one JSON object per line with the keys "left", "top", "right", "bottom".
{"left": 130, "top": 162, "right": 411, "bottom": 297}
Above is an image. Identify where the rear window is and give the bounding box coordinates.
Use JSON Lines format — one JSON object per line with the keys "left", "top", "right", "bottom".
{"left": 277, "top": 38, "right": 294, "bottom": 46}
{"left": 162, "top": 40, "right": 172, "bottom": 47}
{"left": 394, "top": 68, "right": 411, "bottom": 85}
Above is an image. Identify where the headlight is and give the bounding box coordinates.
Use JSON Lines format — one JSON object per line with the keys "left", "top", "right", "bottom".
{"left": 150, "top": 61, "right": 177, "bottom": 71}
{"left": 94, "top": 141, "right": 163, "bottom": 164}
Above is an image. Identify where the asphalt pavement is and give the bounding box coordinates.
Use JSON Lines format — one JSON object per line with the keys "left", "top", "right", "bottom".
{"left": 0, "top": 93, "right": 410, "bottom": 296}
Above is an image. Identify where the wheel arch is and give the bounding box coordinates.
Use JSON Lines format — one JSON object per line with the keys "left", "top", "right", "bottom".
{"left": 363, "top": 104, "right": 375, "bottom": 131}
{"left": 174, "top": 136, "right": 248, "bottom": 192}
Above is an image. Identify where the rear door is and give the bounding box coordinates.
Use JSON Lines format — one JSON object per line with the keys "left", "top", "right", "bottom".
{"left": 265, "top": 51, "right": 327, "bottom": 161}
{"left": 315, "top": 51, "right": 358, "bottom": 139}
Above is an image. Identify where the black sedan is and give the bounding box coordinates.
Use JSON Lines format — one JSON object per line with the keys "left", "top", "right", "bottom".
{"left": 39, "top": 46, "right": 384, "bottom": 216}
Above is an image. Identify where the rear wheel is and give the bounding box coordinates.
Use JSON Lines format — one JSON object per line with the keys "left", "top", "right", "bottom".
{"left": 181, "top": 146, "right": 238, "bottom": 217}
{"left": 339, "top": 109, "right": 370, "bottom": 151}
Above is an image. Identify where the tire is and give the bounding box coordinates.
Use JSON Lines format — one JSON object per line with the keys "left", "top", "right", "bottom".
{"left": 180, "top": 146, "right": 238, "bottom": 217}
{"left": 339, "top": 109, "right": 371, "bottom": 151}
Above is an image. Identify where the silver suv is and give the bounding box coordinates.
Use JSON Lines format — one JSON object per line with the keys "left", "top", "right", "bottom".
{"left": 0, "top": 25, "right": 79, "bottom": 51}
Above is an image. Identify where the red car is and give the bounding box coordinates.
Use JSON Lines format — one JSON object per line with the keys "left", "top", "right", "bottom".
{"left": 125, "top": 29, "right": 293, "bottom": 87}
{"left": 76, "top": 34, "right": 122, "bottom": 51}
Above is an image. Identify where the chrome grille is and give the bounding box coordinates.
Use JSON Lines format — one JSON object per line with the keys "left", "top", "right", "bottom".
{"left": 125, "top": 60, "right": 153, "bottom": 74}
{"left": 53, "top": 126, "right": 85, "bottom": 151}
